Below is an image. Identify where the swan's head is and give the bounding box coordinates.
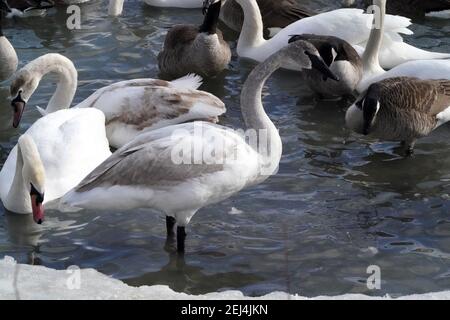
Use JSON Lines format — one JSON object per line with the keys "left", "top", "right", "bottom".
{"left": 10, "top": 69, "right": 40, "bottom": 128}
{"left": 283, "top": 40, "right": 340, "bottom": 81}
{"left": 18, "top": 135, "right": 46, "bottom": 224}
{"left": 346, "top": 87, "right": 381, "bottom": 135}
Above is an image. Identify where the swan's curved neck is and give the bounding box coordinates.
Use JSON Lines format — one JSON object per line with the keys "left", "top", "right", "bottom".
{"left": 108, "top": 0, "right": 124, "bottom": 16}
{"left": 241, "top": 50, "right": 283, "bottom": 169}
{"left": 29, "top": 54, "right": 78, "bottom": 114}
{"left": 5, "top": 138, "right": 44, "bottom": 213}
{"left": 362, "top": 0, "right": 386, "bottom": 75}
{"left": 236, "top": 0, "right": 265, "bottom": 51}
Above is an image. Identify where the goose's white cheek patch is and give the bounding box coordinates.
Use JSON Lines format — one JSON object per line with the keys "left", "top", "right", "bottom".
{"left": 436, "top": 105, "right": 450, "bottom": 128}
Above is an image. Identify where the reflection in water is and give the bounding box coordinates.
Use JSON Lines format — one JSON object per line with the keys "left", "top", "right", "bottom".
{"left": 124, "top": 252, "right": 262, "bottom": 295}
{"left": 5, "top": 211, "right": 42, "bottom": 247}
{"left": 4, "top": 211, "right": 42, "bottom": 265}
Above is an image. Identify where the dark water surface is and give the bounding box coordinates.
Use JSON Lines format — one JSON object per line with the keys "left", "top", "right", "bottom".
{"left": 1, "top": 0, "right": 450, "bottom": 297}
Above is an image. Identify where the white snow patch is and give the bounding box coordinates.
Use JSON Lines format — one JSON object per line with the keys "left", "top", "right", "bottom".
{"left": 1, "top": 256, "right": 450, "bottom": 300}
{"left": 426, "top": 10, "right": 450, "bottom": 19}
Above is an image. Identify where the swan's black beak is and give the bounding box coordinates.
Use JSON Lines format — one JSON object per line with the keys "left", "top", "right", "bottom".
{"left": 307, "top": 52, "right": 340, "bottom": 82}
{"left": 0, "top": 0, "right": 11, "bottom": 13}
{"left": 11, "top": 93, "right": 26, "bottom": 129}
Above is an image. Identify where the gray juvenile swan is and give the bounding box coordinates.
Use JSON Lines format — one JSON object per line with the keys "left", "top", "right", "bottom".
{"left": 346, "top": 77, "right": 450, "bottom": 155}
{"left": 158, "top": 0, "right": 231, "bottom": 80}
{"left": 220, "top": 0, "right": 313, "bottom": 38}
{"left": 61, "top": 40, "right": 338, "bottom": 253}
{"left": 289, "top": 34, "right": 362, "bottom": 99}
{"left": 0, "top": 1, "right": 18, "bottom": 82}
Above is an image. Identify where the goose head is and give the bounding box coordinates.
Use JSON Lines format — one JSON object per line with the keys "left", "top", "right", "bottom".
{"left": 18, "top": 135, "right": 46, "bottom": 224}
{"left": 346, "top": 85, "right": 381, "bottom": 135}
{"left": 285, "top": 40, "right": 340, "bottom": 81}
{"left": 289, "top": 34, "right": 340, "bottom": 69}
{"left": 10, "top": 69, "right": 40, "bottom": 128}
{"left": 202, "top": 0, "right": 220, "bottom": 15}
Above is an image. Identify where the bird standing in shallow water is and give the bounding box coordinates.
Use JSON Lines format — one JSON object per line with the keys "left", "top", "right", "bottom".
{"left": 61, "top": 41, "right": 339, "bottom": 253}
{"left": 346, "top": 77, "right": 450, "bottom": 156}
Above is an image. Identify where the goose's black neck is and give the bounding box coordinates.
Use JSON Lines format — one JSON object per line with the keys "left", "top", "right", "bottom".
{"left": 199, "top": 0, "right": 221, "bottom": 35}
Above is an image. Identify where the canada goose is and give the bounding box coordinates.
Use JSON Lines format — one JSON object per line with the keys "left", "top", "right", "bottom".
{"left": 346, "top": 77, "right": 450, "bottom": 155}
{"left": 0, "top": 1, "right": 18, "bottom": 82}
{"left": 2, "top": 0, "right": 54, "bottom": 17}
{"left": 10, "top": 53, "right": 225, "bottom": 148}
{"left": 357, "top": 0, "right": 450, "bottom": 93}
{"left": 342, "top": 0, "right": 450, "bottom": 19}
{"left": 60, "top": 40, "right": 338, "bottom": 253}
{"left": 220, "top": 0, "right": 313, "bottom": 38}
{"left": 0, "top": 109, "right": 111, "bottom": 224}
{"left": 289, "top": 34, "right": 362, "bottom": 99}
{"left": 158, "top": 0, "right": 231, "bottom": 79}
{"left": 214, "top": 0, "right": 450, "bottom": 71}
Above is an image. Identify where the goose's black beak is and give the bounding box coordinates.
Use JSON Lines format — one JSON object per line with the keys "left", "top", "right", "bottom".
{"left": 306, "top": 52, "right": 340, "bottom": 82}
{"left": 202, "top": 0, "right": 213, "bottom": 15}
{"left": 11, "top": 93, "right": 26, "bottom": 128}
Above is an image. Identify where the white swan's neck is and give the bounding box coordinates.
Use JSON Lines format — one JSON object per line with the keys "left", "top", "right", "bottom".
{"left": 5, "top": 137, "right": 44, "bottom": 214}
{"left": 241, "top": 50, "right": 283, "bottom": 172}
{"left": 362, "top": 0, "right": 386, "bottom": 76}
{"left": 236, "top": 0, "right": 266, "bottom": 52}
{"left": 108, "top": 0, "right": 124, "bottom": 16}
{"left": 27, "top": 54, "right": 78, "bottom": 114}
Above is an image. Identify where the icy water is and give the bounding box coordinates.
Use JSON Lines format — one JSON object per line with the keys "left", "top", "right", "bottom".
{"left": 1, "top": 0, "right": 450, "bottom": 298}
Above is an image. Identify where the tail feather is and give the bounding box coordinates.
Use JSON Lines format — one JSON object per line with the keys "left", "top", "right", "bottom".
{"left": 169, "top": 74, "right": 203, "bottom": 90}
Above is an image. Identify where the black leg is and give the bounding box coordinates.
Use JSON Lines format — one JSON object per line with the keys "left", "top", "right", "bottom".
{"left": 166, "top": 216, "right": 176, "bottom": 238}
{"left": 404, "top": 140, "right": 416, "bottom": 157}
{"left": 405, "top": 146, "right": 415, "bottom": 157}
{"left": 177, "top": 226, "right": 187, "bottom": 253}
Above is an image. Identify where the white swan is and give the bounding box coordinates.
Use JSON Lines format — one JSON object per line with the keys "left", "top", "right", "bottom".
{"left": 0, "top": 2, "right": 18, "bottom": 82}
{"left": 10, "top": 53, "right": 226, "bottom": 148}
{"left": 60, "top": 40, "right": 338, "bottom": 252}
{"left": 357, "top": 0, "right": 450, "bottom": 93}
{"left": 0, "top": 108, "right": 111, "bottom": 224}
{"left": 226, "top": 0, "right": 450, "bottom": 70}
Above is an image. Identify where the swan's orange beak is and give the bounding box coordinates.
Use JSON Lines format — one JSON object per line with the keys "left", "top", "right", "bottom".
{"left": 30, "top": 185, "right": 45, "bottom": 224}
{"left": 12, "top": 93, "right": 26, "bottom": 129}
